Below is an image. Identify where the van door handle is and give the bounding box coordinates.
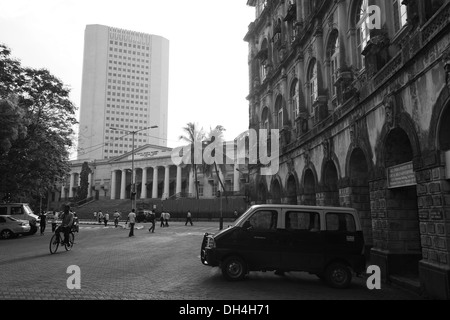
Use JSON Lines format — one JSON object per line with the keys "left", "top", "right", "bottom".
{"left": 254, "top": 236, "right": 266, "bottom": 240}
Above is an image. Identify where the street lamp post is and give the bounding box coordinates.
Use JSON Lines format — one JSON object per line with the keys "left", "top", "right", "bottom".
{"left": 110, "top": 126, "right": 158, "bottom": 211}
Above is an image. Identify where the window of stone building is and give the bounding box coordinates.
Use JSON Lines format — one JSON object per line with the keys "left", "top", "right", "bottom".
{"left": 275, "top": 96, "right": 283, "bottom": 130}
{"left": 356, "top": 0, "right": 370, "bottom": 70}
{"left": 308, "top": 59, "right": 318, "bottom": 113}
{"left": 290, "top": 79, "right": 299, "bottom": 120}
{"left": 328, "top": 31, "right": 340, "bottom": 98}
{"left": 393, "top": 0, "right": 408, "bottom": 33}
{"left": 261, "top": 107, "right": 269, "bottom": 130}
{"left": 424, "top": 0, "right": 445, "bottom": 21}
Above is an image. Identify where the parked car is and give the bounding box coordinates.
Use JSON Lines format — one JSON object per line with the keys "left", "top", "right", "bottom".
{"left": 200, "top": 204, "right": 366, "bottom": 289}
{"left": 0, "top": 203, "right": 40, "bottom": 235}
{"left": 0, "top": 215, "right": 31, "bottom": 239}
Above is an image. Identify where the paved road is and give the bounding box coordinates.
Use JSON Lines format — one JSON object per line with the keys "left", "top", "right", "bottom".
{"left": 0, "top": 221, "right": 423, "bottom": 301}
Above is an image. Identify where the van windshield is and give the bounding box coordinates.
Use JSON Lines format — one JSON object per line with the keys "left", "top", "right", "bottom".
{"left": 23, "top": 205, "right": 35, "bottom": 216}
{"left": 233, "top": 207, "right": 254, "bottom": 226}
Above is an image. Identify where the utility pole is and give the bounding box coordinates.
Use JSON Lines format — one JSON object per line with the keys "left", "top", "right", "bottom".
{"left": 110, "top": 125, "right": 158, "bottom": 211}
{"left": 219, "top": 190, "right": 223, "bottom": 230}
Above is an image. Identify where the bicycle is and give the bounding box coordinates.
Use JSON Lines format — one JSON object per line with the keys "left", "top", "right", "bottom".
{"left": 49, "top": 226, "right": 75, "bottom": 254}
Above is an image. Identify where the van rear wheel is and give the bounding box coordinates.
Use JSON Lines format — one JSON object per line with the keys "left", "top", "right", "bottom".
{"left": 222, "top": 256, "right": 247, "bottom": 281}
{"left": 325, "top": 262, "right": 352, "bottom": 289}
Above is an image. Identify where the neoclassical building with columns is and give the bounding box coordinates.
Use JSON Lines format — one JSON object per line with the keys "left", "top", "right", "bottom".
{"left": 245, "top": 0, "right": 450, "bottom": 299}
{"left": 58, "top": 144, "right": 245, "bottom": 203}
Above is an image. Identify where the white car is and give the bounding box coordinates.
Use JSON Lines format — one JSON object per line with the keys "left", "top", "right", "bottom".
{"left": 0, "top": 215, "right": 31, "bottom": 239}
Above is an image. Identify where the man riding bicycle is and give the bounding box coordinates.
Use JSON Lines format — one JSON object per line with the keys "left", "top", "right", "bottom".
{"left": 55, "top": 205, "right": 74, "bottom": 245}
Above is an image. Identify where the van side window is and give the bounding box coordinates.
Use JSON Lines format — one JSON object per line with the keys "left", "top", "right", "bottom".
{"left": 11, "top": 207, "right": 23, "bottom": 215}
{"left": 326, "top": 213, "right": 356, "bottom": 232}
{"left": 247, "top": 210, "right": 278, "bottom": 230}
{"left": 0, "top": 207, "right": 7, "bottom": 215}
{"left": 286, "top": 211, "right": 320, "bottom": 231}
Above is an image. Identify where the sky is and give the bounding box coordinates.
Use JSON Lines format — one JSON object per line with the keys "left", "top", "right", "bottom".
{"left": 0, "top": 0, "right": 255, "bottom": 159}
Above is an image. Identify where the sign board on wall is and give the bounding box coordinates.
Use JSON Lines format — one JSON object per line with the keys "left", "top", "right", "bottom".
{"left": 387, "top": 161, "right": 417, "bottom": 189}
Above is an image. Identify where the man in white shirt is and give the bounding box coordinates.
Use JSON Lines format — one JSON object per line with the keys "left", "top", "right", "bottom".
{"left": 126, "top": 209, "right": 136, "bottom": 237}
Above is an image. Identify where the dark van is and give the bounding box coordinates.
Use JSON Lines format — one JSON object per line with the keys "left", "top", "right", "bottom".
{"left": 201, "top": 205, "right": 366, "bottom": 288}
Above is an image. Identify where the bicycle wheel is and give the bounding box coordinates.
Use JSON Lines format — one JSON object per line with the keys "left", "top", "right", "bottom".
{"left": 65, "top": 232, "right": 75, "bottom": 251}
{"left": 49, "top": 234, "right": 59, "bottom": 254}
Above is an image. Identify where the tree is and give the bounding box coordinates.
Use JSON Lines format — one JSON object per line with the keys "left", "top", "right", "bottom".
{"left": 77, "top": 162, "right": 92, "bottom": 201}
{"left": 203, "top": 125, "right": 228, "bottom": 196}
{"left": 179, "top": 122, "right": 205, "bottom": 199}
{"left": 0, "top": 44, "right": 78, "bottom": 202}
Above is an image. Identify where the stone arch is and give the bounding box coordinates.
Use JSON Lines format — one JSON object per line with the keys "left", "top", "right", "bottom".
{"left": 301, "top": 164, "right": 319, "bottom": 206}
{"left": 345, "top": 143, "right": 373, "bottom": 180}
{"left": 286, "top": 173, "right": 299, "bottom": 205}
{"left": 256, "top": 177, "right": 268, "bottom": 205}
{"left": 270, "top": 176, "right": 283, "bottom": 204}
{"left": 347, "top": 147, "right": 372, "bottom": 247}
{"left": 376, "top": 112, "right": 422, "bottom": 169}
{"left": 378, "top": 124, "right": 422, "bottom": 276}
{"left": 321, "top": 159, "right": 340, "bottom": 207}
{"left": 429, "top": 85, "right": 450, "bottom": 151}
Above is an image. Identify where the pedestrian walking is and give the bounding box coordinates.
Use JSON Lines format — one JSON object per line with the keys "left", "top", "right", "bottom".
{"left": 113, "top": 210, "right": 121, "bottom": 228}
{"left": 93, "top": 211, "right": 97, "bottom": 222}
{"left": 104, "top": 212, "right": 109, "bottom": 226}
{"left": 165, "top": 212, "right": 170, "bottom": 227}
{"left": 126, "top": 209, "right": 136, "bottom": 237}
{"left": 39, "top": 211, "right": 47, "bottom": 235}
{"left": 148, "top": 210, "right": 155, "bottom": 233}
{"left": 185, "top": 211, "right": 193, "bottom": 226}
{"left": 98, "top": 210, "right": 103, "bottom": 224}
{"left": 160, "top": 212, "right": 165, "bottom": 228}
{"left": 233, "top": 209, "right": 239, "bottom": 221}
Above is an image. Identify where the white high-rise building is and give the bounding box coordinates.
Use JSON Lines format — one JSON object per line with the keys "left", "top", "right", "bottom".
{"left": 77, "top": 24, "right": 169, "bottom": 160}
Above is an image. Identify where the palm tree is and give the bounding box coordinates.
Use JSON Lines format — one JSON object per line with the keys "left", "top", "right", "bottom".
{"left": 203, "top": 125, "right": 228, "bottom": 197}
{"left": 179, "top": 122, "right": 205, "bottom": 199}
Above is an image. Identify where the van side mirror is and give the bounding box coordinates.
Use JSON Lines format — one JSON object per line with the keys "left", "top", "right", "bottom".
{"left": 243, "top": 221, "right": 252, "bottom": 230}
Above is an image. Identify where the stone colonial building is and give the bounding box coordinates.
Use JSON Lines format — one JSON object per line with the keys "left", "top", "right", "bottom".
{"left": 52, "top": 143, "right": 247, "bottom": 203}
{"left": 244, "top": 0, "right": 450, "bottom": 299}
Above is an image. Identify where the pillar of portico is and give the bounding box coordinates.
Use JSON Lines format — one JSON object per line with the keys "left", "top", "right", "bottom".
{"left": 111, "top": 170, "right": 117, "bottom": 200}
{"left": 152, "top": 167, "right": 158, "bottom": 199}
{"left": 234, "top": 164, "right": 240, "bottom": 193}
{"left": 188, "top": 169, "right": 195, "bottom": 196}
{"left": 163, "top": 165, "right": 170, "bottom": 199}
{"left": 61, "top": 184, "right": 66, "bottom": 200}
{"left": 87, "top": 173, "right": 92, "bottom": 197}
{"left": 120, "top": 170, "right": 127, "bottom": 200}
{"left": 141, "top": 168, "right": 148, "bottom": 199}
{"left": 176, "top": 166, "right": 182, "bottom": 195}
{"left": 68, "top": 173, "right": 75, "bottom": 198}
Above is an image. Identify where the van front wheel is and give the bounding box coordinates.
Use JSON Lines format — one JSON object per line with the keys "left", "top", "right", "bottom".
{"left": 325, "top": 262, "right": 352, "bottom": 289}
{"left": 222, "top": 256, "right": 247, "bottom": 281}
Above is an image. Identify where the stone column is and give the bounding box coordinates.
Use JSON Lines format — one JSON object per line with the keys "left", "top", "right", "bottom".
{"left": 234, "top": 164, "right": 240, "bottom": 193}
{"left": 69, "top": 173, "right": 75, "bottom": 198}
{"left": 189, "top": 168, "right": 195, "bottom": 196}
{"left": 87, "top": 173, "right": 92, "bottom": 197}
{"left": 176, "top": 166, "right": 182, "bottom": 194}
{"left": 141, "top": 168, "right": 148, "bottom": 199}
{"left": 61, "top": 184, "right": 66, "bottom": 200}
{"left": 163, "top": 165, "right": 170, "bottom": 199}
{"left": 152, "top": 167, "right": 158, "bottom": 199}
{"left": 120, "top": 170, "right": 127, "bottom": 200}
{"left": 111, "top": 170, "right": 117, "bottom": 200}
